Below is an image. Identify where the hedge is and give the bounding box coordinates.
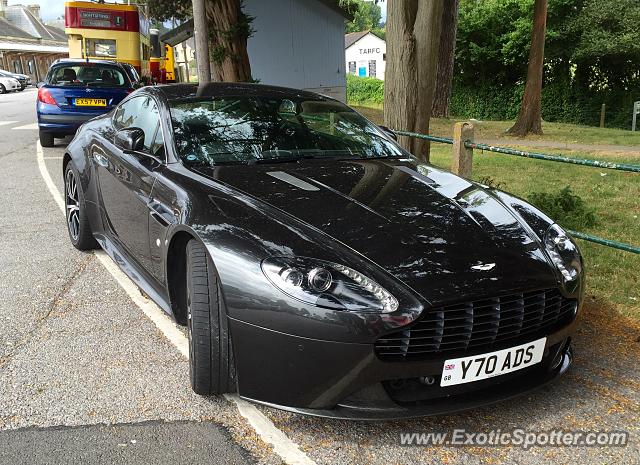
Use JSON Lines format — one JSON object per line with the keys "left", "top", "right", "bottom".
{"left": 346, "top": 75, "right": 640, "bottom": 129}
{"left": 346, "top": 74, "right": 384, "bottom": 105}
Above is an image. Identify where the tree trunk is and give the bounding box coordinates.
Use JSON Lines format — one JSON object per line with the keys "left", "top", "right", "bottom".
{"left": 384, "top": 0, "right": 443, "bottom": 162}
{"left": 205, "top": 0, "right": 252, "bottom": 82}
{"left": 432, "top": 0, "right": 459, "bottom": 118}
{"left": 507, "top": 0, "right": 547, "bottom": 136}
{"left": 192, "top": 0, "right": 211, "bottom": 85}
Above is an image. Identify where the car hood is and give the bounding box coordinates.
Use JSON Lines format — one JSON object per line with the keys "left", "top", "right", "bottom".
{"left": 193, "top": 159, "right": 558, "bottom": 304}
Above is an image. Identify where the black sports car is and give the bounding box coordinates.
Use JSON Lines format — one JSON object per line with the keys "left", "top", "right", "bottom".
{"left": 62, "top": 83, "right": 584, "bottom": 419}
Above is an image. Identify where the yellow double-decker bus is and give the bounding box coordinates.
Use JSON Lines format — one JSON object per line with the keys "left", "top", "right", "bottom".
{"left": 64, "top": 1, "right": 150, "bottom": 77}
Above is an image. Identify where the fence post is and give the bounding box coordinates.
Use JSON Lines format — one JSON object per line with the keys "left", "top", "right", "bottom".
{"left": 600, "top": 103, "right": 606, "bottom": 128}
{"left": 452, "top": 122, "right": 474, "bottom": 178}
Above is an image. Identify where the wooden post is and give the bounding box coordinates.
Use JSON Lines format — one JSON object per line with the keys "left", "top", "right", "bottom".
{"left": 600, "top": 104, "right": 606, "bottom": 128}
{"left": 452, "top": 122, "right": 474, "bottom": 178}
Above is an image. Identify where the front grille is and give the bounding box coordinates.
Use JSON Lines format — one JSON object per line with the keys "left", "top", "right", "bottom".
{"left": 375, "top": 288, "right": 577, "bottom": 361}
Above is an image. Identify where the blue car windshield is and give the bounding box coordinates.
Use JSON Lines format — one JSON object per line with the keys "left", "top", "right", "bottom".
{"left": 48, "top": 64, "right": 128, "bottom": 88}
{"left": 169, "top": 96, "right": 405, "bottom": 165}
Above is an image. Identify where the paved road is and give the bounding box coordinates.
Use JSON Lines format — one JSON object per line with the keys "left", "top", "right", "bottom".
{"left": 0, "top": 88, "right": 638, "bottom": 465}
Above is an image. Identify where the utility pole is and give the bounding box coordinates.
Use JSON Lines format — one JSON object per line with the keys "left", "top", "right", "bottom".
{"left": 192, "top": 0, "right": 210, "bottom": 85}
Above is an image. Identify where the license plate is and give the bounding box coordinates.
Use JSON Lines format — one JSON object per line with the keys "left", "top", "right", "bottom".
{"left": 440, "top": 337, "right": 546, "bottom": 387}
{"left": 75, "top": 98, "right": 106, "bottom": 107}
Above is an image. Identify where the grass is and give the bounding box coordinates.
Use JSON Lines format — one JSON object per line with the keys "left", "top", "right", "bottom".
{"left": 353, "top": 104, "right": 640, "bottom": 320}
{"left": 353, "top": 105, "right": 640, "bottom": 147}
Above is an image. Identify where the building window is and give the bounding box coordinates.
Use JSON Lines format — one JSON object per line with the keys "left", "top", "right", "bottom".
{"left": 368, "top": 60, "right": 377, "bottom": 78}
{"left": 86, "top": 39, "right": 117, "bottom": 58}
{"left": 348, "top": 61, "right": 356, "bottom": 75}
{"left": 13, "top": 60, "right": 23, "bottom": 74}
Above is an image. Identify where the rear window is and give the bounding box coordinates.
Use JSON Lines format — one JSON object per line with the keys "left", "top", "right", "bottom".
{"left": 48, "top": 64, "right": 129, "bottom": 88}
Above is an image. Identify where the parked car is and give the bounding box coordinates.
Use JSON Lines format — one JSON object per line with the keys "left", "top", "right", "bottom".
{"left": 62, "top": 83, "right": 583, "bottom": 419}
{"left": 0, "top": 75, "right": 21, "bottom": 93}
{"left": 37, "top": 59, "right": 135, "bottom": 147}
{"left": 0, "top": 69, "right": 31, "bottom": 90}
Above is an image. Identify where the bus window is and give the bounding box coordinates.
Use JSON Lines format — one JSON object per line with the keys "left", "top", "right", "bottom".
{"left": 86, "top": 39, "right": 117, "bottom": 58}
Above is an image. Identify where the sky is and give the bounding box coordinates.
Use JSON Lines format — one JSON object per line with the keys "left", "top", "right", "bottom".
{"left": 8, "top": 0, "right": 388, "bottom": 24}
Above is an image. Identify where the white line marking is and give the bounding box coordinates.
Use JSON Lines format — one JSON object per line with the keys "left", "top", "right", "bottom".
{"left": 36, "top": 141, "right": 315, "bottom": 465}
{"left": 0, "top": 120, "right": 18, "bottom": 127}
{"left": 226, "top": 394, "right": 316, "bottom": 465}
{"left": 13, "top": 123, "right": 39, "bottom": 130}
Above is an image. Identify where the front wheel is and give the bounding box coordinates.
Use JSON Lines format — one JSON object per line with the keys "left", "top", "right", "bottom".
{"left": 0, "top": 84, "right": 5, "bottom": 94}
{"left": 64, "top": 163, "right": 97, "bottom": 250}
{"left": 186, "top": 239, "right": 236, "bottom": 395}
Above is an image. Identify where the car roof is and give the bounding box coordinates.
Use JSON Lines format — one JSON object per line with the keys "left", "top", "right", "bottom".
{"left": 51, "top": 59, "right": 125, "bottom": 68}
{"left": 156, "top": 82, "right": 331, "bottom": 102}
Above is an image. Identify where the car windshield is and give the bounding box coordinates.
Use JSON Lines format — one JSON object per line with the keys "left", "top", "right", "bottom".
{"left": 169, "top": 96, "right": 405, "bottom": 165}
{"left": 48, "top": 64, "right": 128, "bottom": 88}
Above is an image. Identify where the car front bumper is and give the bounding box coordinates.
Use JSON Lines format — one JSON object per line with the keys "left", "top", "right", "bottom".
{"left": 230, "top": 317, "right": 576, "bottom": 420}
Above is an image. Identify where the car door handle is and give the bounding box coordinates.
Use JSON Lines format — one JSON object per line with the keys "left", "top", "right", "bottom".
{"left": 93, "top": 152, "right": 109, "bottom": 168}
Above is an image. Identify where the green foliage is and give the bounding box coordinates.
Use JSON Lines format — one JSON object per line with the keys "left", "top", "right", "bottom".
{"left": 345, "top": 0, "right": 382, "bottom": 33}
{"left": 453, "top": 0, "right": 640, "bottom": 129}
{"left": 528, "top": 186, "right": 597, "bottom": 230}
{"left": 346, "top": 74, "right": 384, "bottom": 105}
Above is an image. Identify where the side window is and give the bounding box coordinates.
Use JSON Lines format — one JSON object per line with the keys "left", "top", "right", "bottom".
{"left": 135, "top": 97, "right": 164, "bottom": 155}
{"left": 113, "top": 96, "right": 165, "bottom": 158}
{"left": 113, "top": 96, "right": 143, "bottom": 130}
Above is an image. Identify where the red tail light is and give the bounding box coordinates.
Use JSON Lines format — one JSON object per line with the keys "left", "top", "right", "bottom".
{"left": 37, "top": 87, "right": 57, "bottom": 105}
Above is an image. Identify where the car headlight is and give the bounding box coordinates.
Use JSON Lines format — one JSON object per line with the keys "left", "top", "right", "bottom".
{"left": 262, "top": 257, "right": 399, "bottom": 313}
{"left": 544, "top": 224, "right": 582, "bottom": 282}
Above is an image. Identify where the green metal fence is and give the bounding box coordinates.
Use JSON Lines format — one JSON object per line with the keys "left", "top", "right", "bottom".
{"left": 394, "top": 129, "right": 640, "bottom": 254}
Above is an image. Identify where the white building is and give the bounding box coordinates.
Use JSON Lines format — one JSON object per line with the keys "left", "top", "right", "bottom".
{"left": 161, "top": 0, "right": 350, "bottom": 102}
{"left": 345, "top": 30, "right": 386, "bottom": 80}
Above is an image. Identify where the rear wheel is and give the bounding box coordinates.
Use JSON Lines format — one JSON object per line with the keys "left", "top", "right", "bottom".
{"left": 0, "top": 84, "right": 5, "bottom": 94}
{"left": 39, "top": 131, "right": 54, "bottom": 148}
{"left": 64, "top": 162, "right": 97, "bottom": 250}
{"left": 186, "top": 239, "right": 236, "bottom": 395}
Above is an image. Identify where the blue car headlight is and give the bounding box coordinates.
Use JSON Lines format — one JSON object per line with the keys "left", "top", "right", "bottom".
{"left": 544, "top": 224, "right": 582, "bottom": 282}
{"left": 262, "top": 256, "right": 399, "bottom": 313}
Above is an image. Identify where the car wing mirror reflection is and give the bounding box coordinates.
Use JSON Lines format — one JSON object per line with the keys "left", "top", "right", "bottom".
{"left": 379, "top": 125, "right": 398, "bottom": 141}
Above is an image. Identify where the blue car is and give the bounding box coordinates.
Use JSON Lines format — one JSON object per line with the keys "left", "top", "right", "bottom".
{"left": 37, "top": 59, "right": 137, "bottom": 147}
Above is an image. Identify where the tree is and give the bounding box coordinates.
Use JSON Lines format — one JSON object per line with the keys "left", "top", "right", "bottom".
{"left": 148, "top": 0, "right": 253, "bottom": 82}
{"left": 508, "top": 0, "right": 548, "bottom": 136}
{"left": 384, "top": 0, "right": 443, "bottom": 162}
{"left": 345, "top": 0, "right": 382, "bottom": 33}
{"left": 432, "top": 0, "right": 460, "bottom": 118}
{"left": 205, "top": 0, "right": 253, "bottom": 82}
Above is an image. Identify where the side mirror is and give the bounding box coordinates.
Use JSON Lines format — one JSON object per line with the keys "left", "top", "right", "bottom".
{"left": 114, "top": 127, "right": 145, "bottom": 153}
{"left": 36, "top": 82, "right": 44, "bottom": 88}
{"left": 379, "top": 125, "right": 398, "bottom": 141}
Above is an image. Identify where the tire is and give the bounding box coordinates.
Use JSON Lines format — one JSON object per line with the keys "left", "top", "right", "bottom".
{"left": 0, "top": 84, "right": 5, "bottom": 94}
{"left": 40, "top": 131, "right": 54, "bottom": 148}
{"left": 18, "top": 88, "right": 24, "bottom": 92}
{"left": 64, "top": 162, "right": 98, "bottom": 251}
{"left": 186, "top": 239, "right": 236, "bottom": 395}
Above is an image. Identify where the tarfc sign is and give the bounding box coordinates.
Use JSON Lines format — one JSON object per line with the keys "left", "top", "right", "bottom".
{"left": 358, "top": 47, "right": 381, "bottom": 55}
